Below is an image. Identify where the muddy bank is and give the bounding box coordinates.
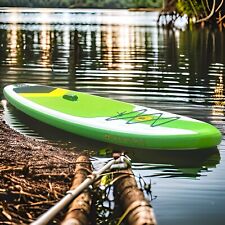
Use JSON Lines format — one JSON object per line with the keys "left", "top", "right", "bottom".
{"left": 0, "top": 106, "right": 79, "bottom": 224}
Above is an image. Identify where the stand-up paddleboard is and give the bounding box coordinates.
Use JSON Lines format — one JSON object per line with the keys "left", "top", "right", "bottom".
{"left": 3, "top": 83, "right": 222, "bottom": 150}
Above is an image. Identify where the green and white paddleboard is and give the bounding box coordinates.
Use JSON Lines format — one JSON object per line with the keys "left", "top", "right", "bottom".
{"left": 3, "top": 83, "right": 222, "bottom": 150}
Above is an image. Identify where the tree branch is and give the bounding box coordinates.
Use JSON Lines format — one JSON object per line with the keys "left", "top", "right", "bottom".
{"left": 215, "top": 0, "right": 224, "bottom": 12}
{"left": 188, "top": 0, "right": 199, "bottom": 18}
{"left": 196, "top": 0, "right": 216, "bottom": 23}
{"left": 205, "top": 0, "right": 210, "bottom": 11}
{"left": 217, "top": 14, "right": 225, "bottom": 23}
{"left": 201, "top": 0, "right": 208, "bottom": 16}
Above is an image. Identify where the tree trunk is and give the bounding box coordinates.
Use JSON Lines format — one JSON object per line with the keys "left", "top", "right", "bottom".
{"left": 114, "top": 168, "right": 157, "bottom": 225}
{"left": 61, "top": 155, "right": 93, "bottom": 225}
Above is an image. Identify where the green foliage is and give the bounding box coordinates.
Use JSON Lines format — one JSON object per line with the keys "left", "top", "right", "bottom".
{"left": 132, "top": 0, "right": 162, "bottom": 8}
{"left": 0, "top": 0, "right": 163, "bottom": 8}
{"left": 161, "top": 0, "right": 223, "bottom": 28}
{"left": 176, "top": 0, "right": 206, "bottom": 18}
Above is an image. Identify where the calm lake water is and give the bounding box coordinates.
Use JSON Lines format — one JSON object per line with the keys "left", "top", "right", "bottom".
{"left": 0, "top": 8, "right": 225, "bottom": 225}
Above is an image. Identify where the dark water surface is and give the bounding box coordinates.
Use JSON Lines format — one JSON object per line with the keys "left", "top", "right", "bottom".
{"left": 0, "top": 8, "right": 225, "bottom": 225}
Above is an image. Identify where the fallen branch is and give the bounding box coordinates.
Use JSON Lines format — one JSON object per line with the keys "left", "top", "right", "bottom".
{"left": 30, "top": 200, "right": 56, "bottom": 206}
{"left": 61, "top": 155, "right": 93, "bottom": 225}
{"left": 0, "top": 166, "right": 26, "bottom": 173}
{"left": 52, "top": 155, "right": 74, "bottom": 164}
{"left": 114, "top": 168, "right": 157, "bottom": 225}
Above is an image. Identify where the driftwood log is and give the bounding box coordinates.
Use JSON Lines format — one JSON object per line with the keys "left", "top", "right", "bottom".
{"left": 61, "top": 155, "right": 92, "bottom": 225}
{"left": 114, "top": 168, "right": 157, "bottom": 225}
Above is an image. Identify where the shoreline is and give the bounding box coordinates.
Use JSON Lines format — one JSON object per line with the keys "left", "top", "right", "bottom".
{"left": 128, "top": 7, "right": 162, "bottom": 12}
{"left": 0, "top": 106, "right": 79, "bottom": 224}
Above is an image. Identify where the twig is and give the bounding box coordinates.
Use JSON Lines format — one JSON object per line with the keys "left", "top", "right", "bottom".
{"left": 0, "top": 222, "right": 18, "bottom": 224}
{"left": 30, "top": 200, "right": 56, "bottom": 206}
{"left": 217, "top": 14, "right": 225, "bottom": 23}
{"left": 52, "top": 155, "right": 74, "bottom": 164}
{"left": 3, "top": 174, "right": 30, "bottom": 186}
{"left": 32, "top": 173, "right": 69, "bottom": 178}
{"left": 11, "top": 191, "right": 47, "bottom": 200}
{"left": 205, "top": 0, "right": 210, "bottom": 11}
{"left": 0, "top": 166, "right": 25, "bottom": 172}
{"left": 215, "top": 0, "right": 224, "bottom": 12}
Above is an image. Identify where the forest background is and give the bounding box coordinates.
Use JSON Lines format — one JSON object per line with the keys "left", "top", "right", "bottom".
{"left": 0, "top": 0, "right": 163, "bottom": 8}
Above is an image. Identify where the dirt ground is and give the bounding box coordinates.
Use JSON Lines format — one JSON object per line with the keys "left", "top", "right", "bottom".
{"left": 0, "top": 106, "right": 79, "bottom": 224}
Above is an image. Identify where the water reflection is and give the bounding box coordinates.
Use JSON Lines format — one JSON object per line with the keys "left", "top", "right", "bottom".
{"left": 0, "top": 11, "right": 224, "bottom": 134}
{"left": 0, "top": 15, "right": 224, "bottom": 104}
{"left": 3, "top": 105, "right": 221, "bottom": 179}
{"left": 1, "top": 9, "right": 225, "bottom": 224}
{"left": 7, "top": 24, "right": 18, "bottom": 64}
{"left": 0, "top": 9, "right": 225, "bottom": 172}
{"left": 212, "top": 73, "right": 225, "bottom": 117}
{"left": 40, "top": 24, "right": 51, "bottom": 67}
{"left": 130, "top": 148, "right": 220, "bottom": 178}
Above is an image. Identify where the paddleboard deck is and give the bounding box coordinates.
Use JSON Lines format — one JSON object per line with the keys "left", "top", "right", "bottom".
{"left": 3, "top": 83, "right": 222, "bottom": 150}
